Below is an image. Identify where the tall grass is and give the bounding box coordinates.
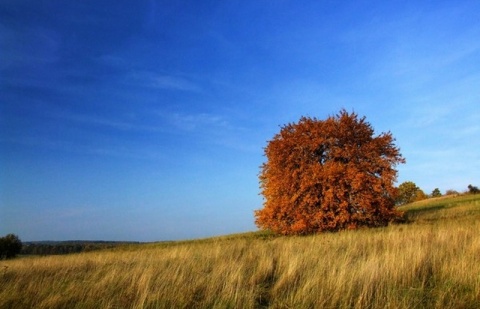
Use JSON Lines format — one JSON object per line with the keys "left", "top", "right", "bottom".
{"left": 2, "top": 194, "right": 480, "bottom": 308}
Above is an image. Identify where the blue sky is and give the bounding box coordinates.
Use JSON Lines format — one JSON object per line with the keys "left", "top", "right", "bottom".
{"left": 1, "top": 1, "right": 479, "bottom": 241}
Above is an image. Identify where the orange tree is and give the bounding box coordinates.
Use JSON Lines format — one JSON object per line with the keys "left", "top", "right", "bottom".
{"left": 255, "top": 110, "right": 405, "bottom": 235}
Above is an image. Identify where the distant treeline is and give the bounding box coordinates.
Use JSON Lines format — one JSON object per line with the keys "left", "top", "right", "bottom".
{"left": 21, "top": 241, "right": 140, "bottom": 256}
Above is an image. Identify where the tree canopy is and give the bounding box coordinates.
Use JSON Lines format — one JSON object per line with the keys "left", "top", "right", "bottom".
{"left": 0, "top": 234, "right": 22, "bottom": 259}
{"left": 396, "top": 181, "right": 423, "bottom": 205}
{"left": 255, "top": 110, "right": 405, "bottom": 235}
{"left": 468, "top": 184, "right": 479, "bottom": 194}
{"left": 431, "top": 188, "right": 442, "bottom": 198}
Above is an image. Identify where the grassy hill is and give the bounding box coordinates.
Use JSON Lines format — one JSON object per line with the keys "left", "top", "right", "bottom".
{"left": 2, "top": 194, "right": 480, "bottom": 308}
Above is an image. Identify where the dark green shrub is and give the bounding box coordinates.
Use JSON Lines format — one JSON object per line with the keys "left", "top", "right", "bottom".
{"left": 0, "top": 234, "right": 22, "bottom": 259}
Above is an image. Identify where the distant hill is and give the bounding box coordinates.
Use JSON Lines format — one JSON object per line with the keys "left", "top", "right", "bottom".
{"left": 21, "top": 240, "right": 141, "bottom": 256}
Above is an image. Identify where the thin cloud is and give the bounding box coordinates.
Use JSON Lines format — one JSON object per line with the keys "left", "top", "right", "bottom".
{"left": 155, "top": 111, "right": 263, "bottom": 153}
{"left": 0, "top": 24, "right": 61, "bottom": 69}
{"left": 130, "top": 72, "right": 201, "bottom": 92}
{"left": 0, "top": 134, "right": 165, "bottom": 161}
{"left": 169, "top": 112, "right": 228, "bottom": 131}
{"left": 405, "top": 104, "right": 451, "bottom": 128}
{"left": 151, "top": 75, "right": 201, "bottom": 92}
{"left": 60, "top": 113, "right": 135, "bottom": 130}
{"left": 49, "top": 111, "right": 164, "bottom": 133}
{"left": 400, "top": 72, "right": 480, "bottom": 130}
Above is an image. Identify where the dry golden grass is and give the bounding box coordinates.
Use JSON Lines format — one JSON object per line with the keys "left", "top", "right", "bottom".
{"left": 2, "top": 194, "right": 480, "bottom": 308}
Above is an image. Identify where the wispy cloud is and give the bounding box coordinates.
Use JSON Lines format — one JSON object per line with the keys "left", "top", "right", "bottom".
{"left": 59, "top": 113, "right": 136, "bottom": 130}
{"left": 346, "top": 3, "right": 480, "bottom": 92}
{"left": 154, "top": 110, "right": 263, "bottom": 153}
{"left": 54, "top": 110, "right": 229, "bottom": 135}
{"left": 1, "top": 110, "right": 170, "bottom": 160}
{"left": 48, "top": 111, "right": 164, "bottom": 133}
{"left": 0, "top": 24, "right": 61, "bottom": 69}
{"left": 167, "top": 112, "right": 228, "bottom": 131}
{"left": 398, "top": 70, "right": 480, "bottom": 130}
{"left": 0, "top": 133, "right": 166, "bottom": 161}
{"left": 404, "top": 104, "right": 451, "bottom": 128}
{"left": 129, "top": 71, "right": 201, "bottom": 92}
{"left": 150, "top": 75, "right": 201, "bottom": 92}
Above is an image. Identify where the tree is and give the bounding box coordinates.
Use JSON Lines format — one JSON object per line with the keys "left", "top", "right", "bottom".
{"left": 255, "top": 110, "right": 405, "bottom": 235}
{"left": 468, "top": 184, "right": 479, "bottom": 194}
{"left": 431, "top": 188, "right": 442, "bottom": 198}
{"left": 395, "top": 181, "right": 421, "bottom": 205}
{"left": 0, "top": 234, "right": 22, "bottom": 259}
{"left": 414, "top": 188, "right": 428, "bottom": 202}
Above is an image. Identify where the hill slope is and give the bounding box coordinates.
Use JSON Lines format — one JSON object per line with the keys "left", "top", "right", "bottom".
{"left": 2, "top": 194, "right": 480, "bottom": 308}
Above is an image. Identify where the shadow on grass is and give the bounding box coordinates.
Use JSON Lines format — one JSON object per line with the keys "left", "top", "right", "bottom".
{"left": 400, "top": 205, "right": 446, "bottom": 223}
{"left": 405, "top": 205, "right": 446, "bottom": 215}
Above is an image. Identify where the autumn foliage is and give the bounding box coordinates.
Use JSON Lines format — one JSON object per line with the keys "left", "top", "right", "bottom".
{"left": 255, "top": 110, "right": 405, "bottom": 235}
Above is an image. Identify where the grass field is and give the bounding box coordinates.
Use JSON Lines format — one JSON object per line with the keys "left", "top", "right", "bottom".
{"left": 2, "top": 194, "right": 480, "bottom": 308}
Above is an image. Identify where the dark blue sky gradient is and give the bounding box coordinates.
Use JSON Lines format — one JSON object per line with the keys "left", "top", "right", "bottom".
{"left": 1, "top": 0, "right": 479, "bottom": 241}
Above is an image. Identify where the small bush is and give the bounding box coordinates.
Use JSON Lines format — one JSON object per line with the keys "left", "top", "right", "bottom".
{"left": 445, "top": 189, "right": 459, "bottom": 196}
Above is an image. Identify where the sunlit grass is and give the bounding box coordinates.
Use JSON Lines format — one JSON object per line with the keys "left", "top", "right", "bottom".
{"left": 400, "top": 193, "right": 480, "bottom": 223}
{"left": 2, "top": 194, "right": 480, "bottom": 308}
